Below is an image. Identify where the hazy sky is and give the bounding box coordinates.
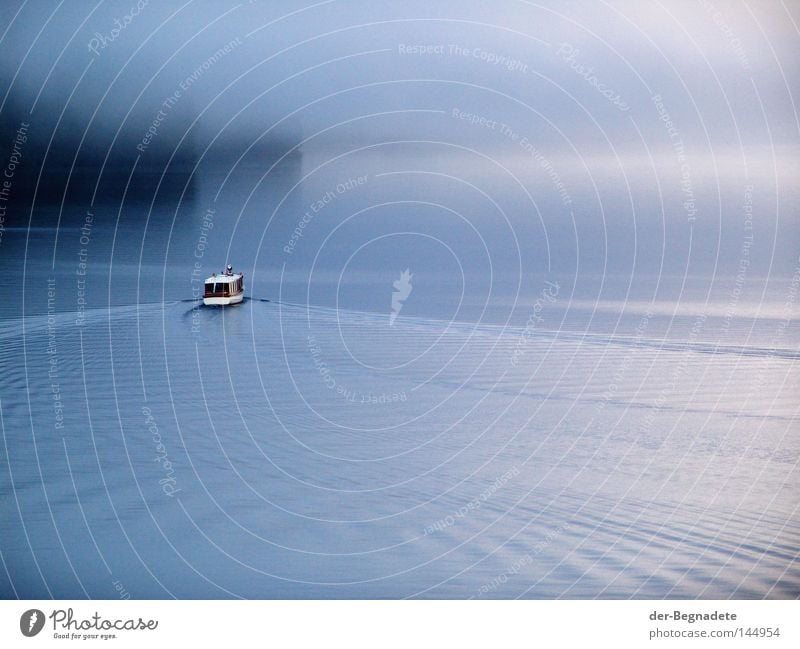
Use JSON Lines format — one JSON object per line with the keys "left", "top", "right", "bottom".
{"left": 1, "top": 1, "right": 797, "bottom": 277}
{"left": 2, "top": 1, "right": 797, "bottom": 153}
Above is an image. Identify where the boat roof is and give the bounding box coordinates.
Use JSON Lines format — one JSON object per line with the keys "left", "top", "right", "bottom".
{"left": 204, "top": 272, "right": 243, "bottom": 283}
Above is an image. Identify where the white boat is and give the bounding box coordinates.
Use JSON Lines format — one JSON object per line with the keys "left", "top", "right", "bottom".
{"left": 203, "top": 265, "right": 244, "bottom": 306}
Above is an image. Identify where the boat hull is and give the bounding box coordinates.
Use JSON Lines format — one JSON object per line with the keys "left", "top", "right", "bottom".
{"left": 203, "top": 293, "right": 244, "bottom": 306}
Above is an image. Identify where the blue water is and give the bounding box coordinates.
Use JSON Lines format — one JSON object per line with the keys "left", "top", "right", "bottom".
{"left": 1, "top": 163, "right": 798, "bottom": 598}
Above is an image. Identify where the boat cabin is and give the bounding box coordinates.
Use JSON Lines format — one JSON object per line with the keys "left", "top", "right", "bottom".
{"left": 203, "top": 265, "right": 244, "bottom": 306}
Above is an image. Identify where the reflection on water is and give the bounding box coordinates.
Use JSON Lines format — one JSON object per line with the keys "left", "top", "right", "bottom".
{"left": 0, "top": 295, "right": 797, "bottom": 598}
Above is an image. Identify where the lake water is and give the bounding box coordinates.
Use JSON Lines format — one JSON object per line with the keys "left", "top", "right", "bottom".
{"left": 1, "top": 160, "right": 798, "bottom": 598}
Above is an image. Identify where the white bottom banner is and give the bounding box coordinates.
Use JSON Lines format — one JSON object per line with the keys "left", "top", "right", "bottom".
{"left": 1, "top": 600, "right": 796, "bottom": 648}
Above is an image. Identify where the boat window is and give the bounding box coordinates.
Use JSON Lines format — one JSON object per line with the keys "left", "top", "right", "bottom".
{"left": 214, "top": 282, "right": 227, "bottom": 294}
{"left": 204, "top": 283, "right": 214, "bottom": 294}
